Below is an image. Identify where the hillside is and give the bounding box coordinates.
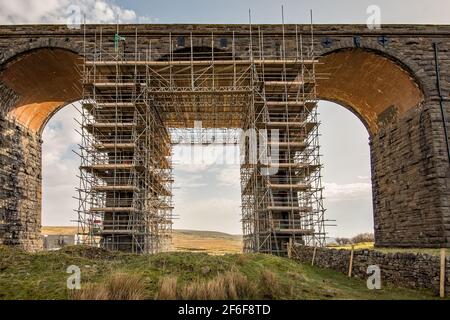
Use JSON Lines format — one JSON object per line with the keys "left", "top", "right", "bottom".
{"left": 171, "top": 230, "right": 242, "bottom": 254}
{"left": 42, "top": 226, "right": 78, "bottom": 235}
{"left": 42, "top": 227, "right": 243, "bottom": 254}
{"left": 0, "top": 245, "right": 441, "bottom": 300}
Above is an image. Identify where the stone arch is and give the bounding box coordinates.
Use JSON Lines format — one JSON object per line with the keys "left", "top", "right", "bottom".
{"left": 3, "top": 43, "right": 426, "bottom": 136}
{"left": 316, "top": 47, "right": 425, "bottom": 135}
{"left": 0, "top": 38, "right": 82, "bottom": 66}
{"left": 0, "top": 31, "right": 445, "bottom": 251}
{"left": 0, "top": 46, "right": 82, "bottom": 135}
{"left": 318, "top": 37, "right": 431, "bottom": 96}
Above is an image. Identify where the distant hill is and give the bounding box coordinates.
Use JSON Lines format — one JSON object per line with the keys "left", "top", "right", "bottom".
{"left": 172, "top": 230, "right": 242, "bottom": 254}
{"left": 42, "top": 227, "right": 243, "bottom": 255}
{"left": 174, "top": 229, "right": 242, "bottom": 241}
{"left": 42, "top": 226, "right": 77, "bottom": 235}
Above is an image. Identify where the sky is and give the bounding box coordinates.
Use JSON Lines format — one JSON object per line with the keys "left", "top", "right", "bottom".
{"left": 1, "top": 0, "right": 448, "bottom": 238}
{"left": 41, "top": 102, "right": 371, "bottom": 238}
{"left": 2, "top": 0, "right": 450, "bottom": 24}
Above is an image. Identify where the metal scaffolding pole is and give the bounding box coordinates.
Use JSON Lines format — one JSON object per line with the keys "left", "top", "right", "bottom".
{"left": 76, "top": 23, "right": 327, "bottom": 255}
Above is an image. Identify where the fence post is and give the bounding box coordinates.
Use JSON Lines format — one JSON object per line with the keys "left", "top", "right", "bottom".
{"left": 348, "top": 245, "right": 355, "bottom": 278}
{"left": 440, "top": 248, "right": 446, "bottom": 298}
{"left": 311, "top": 246, "right": 317, "bottom": 266}
{"left": 288, "top": 238, "right": 293, "bottom": 259}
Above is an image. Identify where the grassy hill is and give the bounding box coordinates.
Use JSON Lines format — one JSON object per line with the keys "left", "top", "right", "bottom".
{"left": 42, "top": 226, "right": 78, "bottom": 235}
{"left": 0, "top": 245, "right": 442, "bottom": 300}
{"left": 42, "top": 227, "right": 243, "bottom": 254}
{"left": 171, "top": 230, "right": 242, "bottom": 254}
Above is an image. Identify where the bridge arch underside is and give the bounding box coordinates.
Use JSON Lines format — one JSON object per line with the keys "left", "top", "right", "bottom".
{"left": 0, "top": 47, "right": 423, "bottom": 135}
{"left": 0, "top": 46, "right": 448, "bottom": 251}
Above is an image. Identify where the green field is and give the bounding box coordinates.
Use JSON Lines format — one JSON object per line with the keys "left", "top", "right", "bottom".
{"left": 0, "top": 245, "right": 442, "bottom": 300}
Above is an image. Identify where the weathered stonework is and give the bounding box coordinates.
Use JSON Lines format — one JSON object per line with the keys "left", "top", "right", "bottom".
{"left": 0, "top": 24, "right": 449, "bottom": 251}
{"left": 0, "top": 81, "right": 19, "bottom": 114}
{"left": 0, "top": 115, "right": 42, "bottom": 252}
{"left": 372, "top": 101, "right": 450, "bottom": 247}
{"left": 292, "top": 245, "right": 450, "bottom": 294}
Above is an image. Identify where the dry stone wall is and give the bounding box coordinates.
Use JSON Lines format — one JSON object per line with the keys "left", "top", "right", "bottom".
{"left": 292, "top": 245, "right": 449, "bottom": 294}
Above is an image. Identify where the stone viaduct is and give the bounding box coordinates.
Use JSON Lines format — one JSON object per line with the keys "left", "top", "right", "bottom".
{"left": 0, "top": 24, "right": 449, "bottom": 251}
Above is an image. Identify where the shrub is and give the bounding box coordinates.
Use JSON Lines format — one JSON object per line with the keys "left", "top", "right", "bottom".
{"left": 335, "top": 238, "right": 352, "bottom": 245}
{"left": 70, "top": 283, "right": 109, "bottom": 300}
{"left": 222, "top": 270, "right": 253, "bottom": 299}
{"left": 180, "top": 279, "right": 220, "bottom": 300}
{"left": 236, "top": 254, "right": 249, "bottom": 266}
{"left": 157, "top": 276, "right": 178, "bottom": 300}
{"left": 107, "top": 273, "right": 146, "bottom": 300}
{"left": 351, "top": 233, "right": 374, "bottom": 244}
{"left": 179, "top": 271, "right": 255, "bottom": 300}
{"left": 258, "top": 270, "right": 282, "bottom": 299}
{"left": 71, "top": 273, "right": 146, "bottom": 300}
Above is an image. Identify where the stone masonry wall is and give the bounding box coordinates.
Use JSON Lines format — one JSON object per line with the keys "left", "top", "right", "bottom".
{"left": 371, "top": 101, "right": 450, "bottom": 247}
{"left": 292, "top": 245, "right": 450, "bottom": 294}
{"left": 0, "top": 114, "right": 42, "bottom": 251}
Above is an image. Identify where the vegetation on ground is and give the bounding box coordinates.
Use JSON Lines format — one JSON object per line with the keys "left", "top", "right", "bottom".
{"left": 0, "top": 245, "right": 442, "bottom": 300}
{"left": 333, "top": 233, "right": 375, "bottom": 246}
{"left": 171, "top": 230, "right": 242, "bottom": 254}
{"left": 328, "top": 233, "right": 449, "bottom": 257}
{"left": 329, "top": 242, "right": 376, "bottom": 250}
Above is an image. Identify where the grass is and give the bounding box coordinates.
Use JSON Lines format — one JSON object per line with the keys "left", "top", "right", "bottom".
{"left": 171, "top": 231, "right": 242, "bottom": 254}
{"left": 329, "top": 242, "right": 449, "bottom": 257}
{"left": 259, "top": 270, "right": 282, "bottom": 299}
{"left": 0, "top": 245, "right": 443, "bottom": 300}
{"left": 71, "top": 273, "right": 146, "bottom": 300}
{"left": 177, "top": 270, "right": 255, "bottom": 300}
{"left": 157, "top": 276, "right": 178, "bottom": 300}
{"left": 330, "top": 242, "right": 375, "bottom": 250}
{"left": 42, "top": 227, "right": 78, "bottom": 236}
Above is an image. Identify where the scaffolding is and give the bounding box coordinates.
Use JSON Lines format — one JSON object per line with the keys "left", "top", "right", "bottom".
{"left": 241, "top": 24, "right": 326, "bottom": 255}
{"left": 76, "top": 23, "right": 326, "bottom": 255}
{"left": 76, "top": 29, "right": 174, "bottom": 254}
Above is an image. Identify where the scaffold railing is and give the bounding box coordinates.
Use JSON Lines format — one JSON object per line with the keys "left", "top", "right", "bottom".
{"left": 76, "top": 22, "right": 327, "bottom": 255}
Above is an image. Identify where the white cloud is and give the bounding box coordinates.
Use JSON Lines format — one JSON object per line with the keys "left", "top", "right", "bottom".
{"left": 216, "top": 165, "right": 240, "bottom": 188}
{"left": 42, "top": 184, "right": 78, "bottom": 226}
{"left": 42, "top": 103, "right": 80, "bottom": 185}
{"left": 173, "top": 197, "right": 242, "bottom": 234}
{"left": 323, "top": 182, "right": 372, "bottom": 202}
{"left": 173, "top": 172, "right": 207, "bottom": 189}
{"left": 0, "top": 0, "right": 155, "bottom": 25}
{"left": 173, "top": 144, "right": 240, "bottom": 171}
{"left": 42, "top": 104, "right": 81, "bottom": 226}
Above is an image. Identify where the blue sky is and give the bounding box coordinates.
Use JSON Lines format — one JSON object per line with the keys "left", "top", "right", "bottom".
{"left": 112, "top": 0, "right": 450, "bottom": 24}
{"left": 2, "top": 1, "right": 449, "bottom": 25}
{"left": 1, "top": 0, "right": 448, "bottom": 238}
